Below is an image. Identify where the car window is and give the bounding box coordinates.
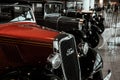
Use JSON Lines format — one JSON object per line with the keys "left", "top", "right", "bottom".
{"left": 44, "top": 3, "right": 62, "bottom": 17}
{"left": 34, "top": 3, "right": 43, "bottom": 13}
{"left": 0, "top": 5, "right": 34, "bottom": 23}
{"left": 67, "top": 2, "right": 83, "bottom": 11}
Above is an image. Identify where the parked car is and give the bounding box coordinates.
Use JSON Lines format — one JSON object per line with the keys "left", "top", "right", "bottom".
{"left": 30, "top": 0, "right": 102, "bottom": 48}
{"left": 65, "top": 1, "right": 105, "bottom": 35}
{"left": 66, "top": 10, "right": 105, "bottom": 34}
{"left": 0, "top": 1, "right": 111, "bottom": 80}
{"left": 0, "top": 3, "right": 81, "bottom": 80}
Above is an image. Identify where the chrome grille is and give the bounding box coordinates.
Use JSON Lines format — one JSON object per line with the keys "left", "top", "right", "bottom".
{"left": 58, "top": 34, "right": 81, "bottom": 80}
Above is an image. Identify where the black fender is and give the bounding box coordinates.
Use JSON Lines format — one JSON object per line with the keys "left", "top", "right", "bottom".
{"left": 79, "top": 48, "right": 103, "bottom": 80}
{"left": 93, "top": 15, "right": 105, "bottom": 34}
{"left": 91, "top": 24, "right": 104, "bottom": 34}
{"left": 85, "top": 30, "right": 100, "bottom": 48}
{"left": 96, "top": 23, "right": 105, "bottom": 34}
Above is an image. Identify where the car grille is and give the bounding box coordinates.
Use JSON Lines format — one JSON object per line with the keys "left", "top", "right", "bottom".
{"left": 59, "top": 34, "right": 81, "bottom": 80}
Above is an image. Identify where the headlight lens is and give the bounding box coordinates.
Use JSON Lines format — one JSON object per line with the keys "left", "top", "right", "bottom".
{"left": 47, "top": 53, "right": 61, "bottom": 69}
{"left": 47, "top": 40, "right": 62, "bottom": 69}
{"left": 78, "top": 21, "right": 82, "bottom": 30}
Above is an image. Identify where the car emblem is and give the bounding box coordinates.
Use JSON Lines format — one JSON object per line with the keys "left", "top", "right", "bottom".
{"left": 66, "top": 48, "right": 74, "bottom": 56}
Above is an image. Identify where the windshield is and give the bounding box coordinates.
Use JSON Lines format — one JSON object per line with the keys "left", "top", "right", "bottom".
{"left": 45, "top": 3, "right": 62, "bottom": 17}
{"left": 67, "top": 2, "right": 83, "bottom": 12}
{"left": 0, "top": 5, "right": 35, "bottom": 23}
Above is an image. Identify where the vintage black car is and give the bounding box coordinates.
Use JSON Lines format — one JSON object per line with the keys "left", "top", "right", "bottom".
{"left": 65, "top": 1, "right": 105, "bottom": 34}
{"left": 30, "top": 0, "right": 103, "bottom": 48}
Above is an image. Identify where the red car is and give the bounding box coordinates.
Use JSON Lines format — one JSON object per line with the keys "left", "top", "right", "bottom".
{"left": 0, "top": 2, "right": 81, "bottom": 80}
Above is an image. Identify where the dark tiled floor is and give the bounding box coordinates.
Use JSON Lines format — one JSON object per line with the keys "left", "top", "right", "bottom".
{"left": 96, "top": 10, "right": 120, "bottom": 80}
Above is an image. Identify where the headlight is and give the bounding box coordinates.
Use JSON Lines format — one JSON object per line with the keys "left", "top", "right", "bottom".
{"left": 47, "top": 53, "right": 61, "bottom": 69}
{"left": 47, "top": 40, "right": 62, "bottom": 69}
{"left": 78, "top": 42, "right": 89, "bottom": 55}
{"left": 83, "top": 43, "right": 89, "bottom": 55}
{"left": 78, "top": 21, "right": 82, "bottom": 30}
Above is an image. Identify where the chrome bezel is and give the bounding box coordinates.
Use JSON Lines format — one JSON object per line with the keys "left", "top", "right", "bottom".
{"left": 47, "top": 52, "right": 61, "bottom": 69}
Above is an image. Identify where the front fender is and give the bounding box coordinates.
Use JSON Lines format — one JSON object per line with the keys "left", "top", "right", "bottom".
{"left": 45, "top": 16, "right": 80, "bottom": 32}
{"left": 91, "top": 25, "right": 103, "bottom": 34}
{"left": 79, "top": 48, "right": 103, "bottom": 79}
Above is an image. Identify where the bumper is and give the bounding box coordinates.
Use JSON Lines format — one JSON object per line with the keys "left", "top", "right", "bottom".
{"left": 104, "top": 70, "right": 112, "bottom": 80}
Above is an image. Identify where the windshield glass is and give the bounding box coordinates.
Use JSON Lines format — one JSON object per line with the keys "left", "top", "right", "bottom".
{"left": 67, "top": 2, "right": 83, "bottom": 12}
{"left": 45, "top": 3, "right": 62, "bottom": 16}
{"left": 0, "top": 5, "right": 34, "bottom": 23}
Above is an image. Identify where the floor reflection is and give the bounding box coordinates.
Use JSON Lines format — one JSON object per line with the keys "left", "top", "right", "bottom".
{"left": 97, "top": 10, "right": 120, "bottom": 80}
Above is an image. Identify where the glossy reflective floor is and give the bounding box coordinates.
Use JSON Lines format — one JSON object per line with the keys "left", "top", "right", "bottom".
{"left": 97, "top": 10, "right": 120, "bottom": 80}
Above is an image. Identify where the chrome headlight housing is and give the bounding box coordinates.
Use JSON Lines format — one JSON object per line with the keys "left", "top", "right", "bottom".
{"left": 47, "top": 40, "right": 62, "bottom": 69}
{"left": 78, "top": 42, "right": 89, "bottom": 55}
{"left": 47, "top": 53, "right": 61, "bottom": 69}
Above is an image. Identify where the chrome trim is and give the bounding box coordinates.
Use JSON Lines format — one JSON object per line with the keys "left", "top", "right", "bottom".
{"left": 104, "top": 70, "right": 112, "bottom": 80}
{"left": 47, "top": 53, "right": 61, "bottom": 69}
{"left": 78, "top": 22, "right": 82, "bottom": 30}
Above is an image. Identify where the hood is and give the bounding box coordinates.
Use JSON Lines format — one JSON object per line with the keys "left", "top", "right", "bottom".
{"left": 45, "top": 16, "right": 80, "bottom": 31}
{"left": 45, "top": 16, "right": 79, "bottom": 23}
{"left": 0, "top": 22, "right": 59, "bottom": 43}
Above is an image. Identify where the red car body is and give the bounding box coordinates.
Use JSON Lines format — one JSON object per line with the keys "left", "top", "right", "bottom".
{"left": 0, "top": 22, "right": 59, "bottom": 73}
